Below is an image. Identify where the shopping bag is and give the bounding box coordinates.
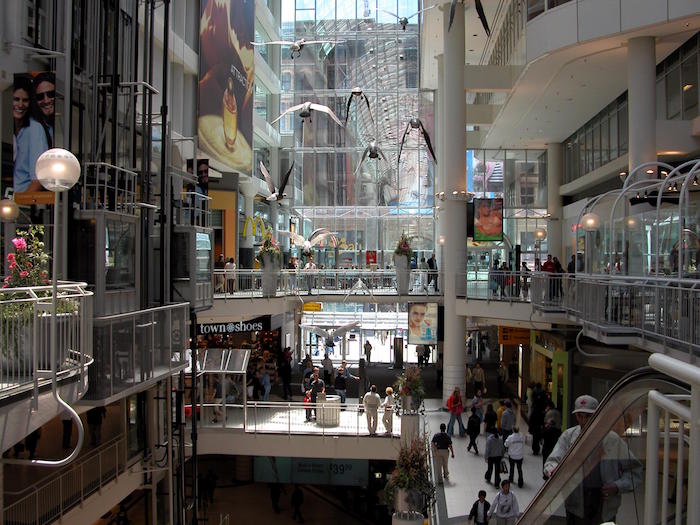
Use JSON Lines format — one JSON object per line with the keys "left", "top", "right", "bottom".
{"left": 500, "top": 458, "right": 508, "bottom": 474}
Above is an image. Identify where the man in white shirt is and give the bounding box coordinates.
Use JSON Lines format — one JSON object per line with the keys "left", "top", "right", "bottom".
{"left": 224, "top": 257, "right": 236, "bottom": 294}
{"left": 488, "top": 480, "right": 519, "bottom": 525}
{"left": 362, "top": 384, "right": 381, "bottom": 435}
{"left": 304, "top": 255, "right": 317, "bottom": 292}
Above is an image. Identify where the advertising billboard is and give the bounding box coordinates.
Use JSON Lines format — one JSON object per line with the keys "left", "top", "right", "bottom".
{"left": 473, "top": 198, "right": 503, "bottom": 241}
{"left": 198, "top": 0, "right": 255, "bottom": 175}
{"left": 6, "top": 72, "right": 57, "bottom": 205}
{"left": 407, "top": 302, "right": 438, "bottom": 345}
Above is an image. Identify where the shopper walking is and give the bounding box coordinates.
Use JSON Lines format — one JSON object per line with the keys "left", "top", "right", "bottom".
{"left": 446, "top": 387, "right": 467, "bottom": 437}
{"left": 291, "top": 485, "right": 304, "bottom": 523}
{"left": 505, "top": 426, "right": 525, "bottom": 488}
{"left": 484, "top": 431, "right": 505, "bottom": 487}
{"left": 363, "top": 385, "right": 381, "bottom": 435}
{"left": 364, "top": 339, "right": 372, "bottom": 364}
{"left": 488, "top": 480, "right": 520, "bottom": 525}
{"left": 431, "top": 423, "right": 454, "bottom": 484}
{"left": 472, "top": 389, "right": 484, "bottom": 424}
{"left": 500, "top": 400, "right": 516, "bottom": 442}
{"left": 466, "top": 407, "right": 481, "bottom": 455}
{"left": 87, "top": 406, "right": 106, "bottom": 447}
{"left": 497, "top": 361, "right": 509, "bottom": 398}
{"left": 472, "top": 362, "right": 486, "bottom": 393}
{"left": 468, "top": 489, "right": 490, "bottom": 525}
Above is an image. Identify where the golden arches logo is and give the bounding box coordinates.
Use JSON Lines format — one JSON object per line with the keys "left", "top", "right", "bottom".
{"left": 242, "top": 216, "right": 267, "bottom": 239}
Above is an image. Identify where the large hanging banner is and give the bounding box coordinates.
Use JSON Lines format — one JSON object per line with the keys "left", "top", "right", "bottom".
{"left": 198, "top": 0, "right": 255, "bottom": 176}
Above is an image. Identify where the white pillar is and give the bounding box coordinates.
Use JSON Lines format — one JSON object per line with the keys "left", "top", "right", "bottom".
{"left": 547, "top": 143, "right": 563, "bottom": 261}
{"left": 627, "top": 37, "right": 656, "bottom": 174}
{"left": 441, "top": 1, "right": 467, "bottom": 404}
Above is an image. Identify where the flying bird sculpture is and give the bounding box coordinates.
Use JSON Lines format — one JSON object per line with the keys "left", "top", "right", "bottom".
{"left": 271, "top": 101, "right": 344, "bottom": 128}
{"left": 287, "top": 228, "right": 335, "bottom": 256}
{"left": 354, "top": 140, "right": 387, "bottom": 176}
{"left": 381, "top": 5, "right": 436, "bottom": 31}
{"left": 344, "top": 87, "right": 374, "bottom": 126}
{"left": 259, "top": 161, "right": 294, "bottom": 202}
{"left": 251, "top": 37, "right": 340, "bottom": 59}
{"left": 449, "top": 0, "right": 490, "bottom": 37}
{"left": 303, "top": 321, "right": 360, "bottom": 347}
{"left": 398, "top": 117, "right": 437, "bottom": 165}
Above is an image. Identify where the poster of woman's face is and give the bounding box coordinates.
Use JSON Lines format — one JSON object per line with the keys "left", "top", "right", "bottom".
{"left": 408, "top": 302, "right": 438, "bottom": 345}
{"left": 6, "top": 71, "right": 56, "bottom": 197}
{"left": 473, "top": 198, "right": 503, "bottom": 241}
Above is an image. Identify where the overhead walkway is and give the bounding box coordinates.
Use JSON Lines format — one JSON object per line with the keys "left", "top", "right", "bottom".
{"left": 519, "top": 355, "right": 696, "bottom": 524}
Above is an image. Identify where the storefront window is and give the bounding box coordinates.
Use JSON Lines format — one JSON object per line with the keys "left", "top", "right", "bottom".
{"left": 105, "top": 220, "right": 136, "bottom": 290}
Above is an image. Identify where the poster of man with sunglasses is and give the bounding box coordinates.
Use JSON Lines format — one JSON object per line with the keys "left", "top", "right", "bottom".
{"left": 8, "top": 71, "right": 55, "bottom": 198}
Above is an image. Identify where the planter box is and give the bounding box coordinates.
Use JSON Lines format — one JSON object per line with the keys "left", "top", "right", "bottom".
{"left": 394, "top": 255, "right": 410, "bottom": 294}
{"left": 261, "top": 254, "right": 280, "bottom": 297}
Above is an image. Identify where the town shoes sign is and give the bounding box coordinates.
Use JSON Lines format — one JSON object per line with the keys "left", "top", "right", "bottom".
{"left": 199, "top": 321, "right": 264, "bottom": 335}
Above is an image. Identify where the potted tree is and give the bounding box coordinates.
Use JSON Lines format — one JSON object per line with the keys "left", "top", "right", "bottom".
{"left": 257, "top": 231, "right": 281, "bottom": 297}
{"left": 385, "top": 436, "right": 435, "bottom": 520}
{"left": 394, "top": 366, "right": 424, "bottom": 414}
{"left": 394, "top": 233, "right": 412, "bottom": 294}
{"left": 1, "top": 225, "right": 76, "bottom": 372}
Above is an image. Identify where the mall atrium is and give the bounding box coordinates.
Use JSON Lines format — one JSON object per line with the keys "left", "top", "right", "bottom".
{"left": 0, "top": 0, "right": 699, "bottom": 524}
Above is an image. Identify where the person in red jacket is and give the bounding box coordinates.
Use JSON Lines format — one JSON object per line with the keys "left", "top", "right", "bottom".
{"left": 446, "top": 386, "right": 467, "bottom": 436}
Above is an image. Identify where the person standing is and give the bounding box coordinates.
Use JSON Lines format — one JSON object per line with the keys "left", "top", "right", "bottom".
{"left": 543, "top": 395, "right": 642, "bottom": 524}
{"left": 530, "top": 382, "right": 546, "bottom": 455}
{"left": 291, "top": 485, "right": 304, "bottom": 523}
{"left": 541, "top": 418, "right": 562, "bottom": 471}
{"left": 446, "top": 387, "right": 467, "bottom": 437}
{"left": 358, "top": 358, "right": 368, "bottom": 398}
{"left": 468, "top": 490, "right": 490, "bottom": 525}
{"left": 269, "top": 483, "right": 282, "bottom": 514}
{"left": 505, "top": 427, "right": 525, "bottom": 488}
{"left": 488, "top": 480, "right": 520, "bottom": 525}
{"left": 279, "top": 348, "right": 293, "bottom": 400}
{"left": 306, "top": 368, "right": 325, "bottom": 421}
{"left": 544, "top": 401, "right": 562, "bottom": 431}
{"left": 472, "top": 389, "right": 484, "bottom": 424}
{"left": 427, "top": 252, "right": 438, "bottom": 291}
{"left": 363, "top": 385, "right": 381, "bottom": 435}
{"left": 472, "top": 362, "right": 486, "bottom": 394}
{"left": 215, "top": 254, "right": 225, "bottom": 292}
{"left": 431, "top": 423, "right": 454, "bottom": 484}
{"left": 224, "top": 257, "right": 236, "bottom": 294}
{"left": 321, "top": 353, "right": 334, "bottom": 385}
{"left": 363, "top": 339, "right": 372, "bottom": 365}
{"left": 382, "top": 387, "right": 394, "bottom": 434}
{"left": 466, "top": 407, "right": 482, "bottom": 455}
{"left": 484, "top": 403, "right": 498, "bottom": 435}
{"left": 484, "top": 431, "right": 505, "bottom": 487}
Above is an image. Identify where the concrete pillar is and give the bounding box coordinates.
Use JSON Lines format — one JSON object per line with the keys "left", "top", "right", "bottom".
{"left": 627, "top": 37, "right": 656, "bottom": 174}
{"left": 239, "top": 181, "right": 257, "bottom": 268}
{"left": 546, "top": 143, "right": 563, "bottom": 261}
{"left": 441, "top": 2, "right": 467, "bottom": 404}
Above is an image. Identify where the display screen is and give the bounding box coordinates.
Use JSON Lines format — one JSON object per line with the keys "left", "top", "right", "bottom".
{"left": 407, "top": 302, "right": 438, "bottom": 345}
{"left": 473, "top": 198, "right": 503, "bottom": 241}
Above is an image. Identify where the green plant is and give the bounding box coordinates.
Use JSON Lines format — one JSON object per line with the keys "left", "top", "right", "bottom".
{"left": 393, "top": 366, "right": 425, "bottom": 406}
{"left": 257, "top": 231, "right": 281, "bottom": 268}
{"left": 385, "top": 437, "right": 435, "bottom": 511}
{"left": 394, "top": 233, "right": 412, "bottom": 258}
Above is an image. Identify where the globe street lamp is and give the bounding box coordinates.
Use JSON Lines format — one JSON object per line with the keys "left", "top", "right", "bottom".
{"left": 581, "top": 212, "right": 600, "bottom": 273}
{"left": 534, "top": 228, "right": 547, "bottom": 270}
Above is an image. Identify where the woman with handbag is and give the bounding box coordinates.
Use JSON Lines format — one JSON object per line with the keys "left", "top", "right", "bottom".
{"left": 446, "top": 387, "right": 467, "bottom": 436}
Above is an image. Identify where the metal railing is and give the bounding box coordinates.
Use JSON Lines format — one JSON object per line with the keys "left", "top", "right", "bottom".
{"left": 645, "top": 353, "right": 699, "bottom": 525}
{"left": 461, "top": 270, "right": 534, "bottom": 302}
{"left": 530, "top": 273, "right": 700, "bottom": 358}
{"left": 3, "top": 436, "right": 131, "bottom": 525}
{"left": 176, "top": 191, "right": 211, "bottom": 228}
{"left": 212, "top": 269, "right": 442, "bottom": 298}
{"left": 244, "top": 401, "right": 400, "bottom": 437}
{"left": 81, "top": 163, "right": 138, "bottom": 215}
{"left": 88, "top": 302, "right": 189, "bottom": 400}
{"left": 0, "top": 282, "right": 93, "bottom": 398}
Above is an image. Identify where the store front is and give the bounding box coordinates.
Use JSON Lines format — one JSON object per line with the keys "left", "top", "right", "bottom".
{"left": 530, "top": 330, "right": 572, "bottom": 429}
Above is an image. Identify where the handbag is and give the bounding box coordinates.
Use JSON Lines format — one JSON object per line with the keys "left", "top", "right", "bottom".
{"left": 500, "top": 458, "right": 508, "bottom": 474}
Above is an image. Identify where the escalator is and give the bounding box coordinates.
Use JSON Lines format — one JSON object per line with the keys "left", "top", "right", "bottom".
{"left": 518, "top": 368, "right": 690, "bottom": 524}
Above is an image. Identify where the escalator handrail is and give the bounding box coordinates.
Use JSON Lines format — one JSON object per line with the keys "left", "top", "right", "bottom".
{"left": 518, "top": 366, "right": 690, "bottom": 524}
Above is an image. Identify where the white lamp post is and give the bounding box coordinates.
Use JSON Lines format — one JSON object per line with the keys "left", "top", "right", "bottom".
{"left": 534, "top": 227, "right": 546, "bottom": 270}
{"left": 581, "top": 212, "right": 600, "bottom": 273}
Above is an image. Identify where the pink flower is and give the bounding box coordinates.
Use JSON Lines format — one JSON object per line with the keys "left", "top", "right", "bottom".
{"left": 25, "top": 262, "right": 32, "bottom": 269}
{"left": 9, "top": 261, "right": 17, "bottom": 270}
{"left": 11, "top": 237, "right": 27, "bottom": 250}
{"left": 7, "top": 253, "right": 15, "bottom": 262}
{"left": 19, "top": 271, "right": 28, "bottom": 278}
{"left": 4, "top": 276, "right": 11, "bottom": 282}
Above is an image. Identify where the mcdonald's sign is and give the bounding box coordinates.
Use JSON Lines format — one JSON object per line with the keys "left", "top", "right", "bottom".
{"left": 242, "top": 216, "right": 267, "bottom": 239}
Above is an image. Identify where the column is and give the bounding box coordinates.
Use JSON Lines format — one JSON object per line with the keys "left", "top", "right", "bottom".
{"left": 239, "top": 181, "right": 257, "bottom": 268}
{"left": 546, "top": 143, "right": 563, "bottom": 261}
{"left": 627, "top": 37, "right": 656, "bottom": 174}
{"left": 441, "top": 1, "right": 467, "bottom": 404}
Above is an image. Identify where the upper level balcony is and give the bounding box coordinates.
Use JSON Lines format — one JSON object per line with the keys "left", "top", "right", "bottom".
{"left": 0, "top": 282, "right": 93, "bottom": 452}
{"left": 85, "top": 302, "right": 189, "bottom": 403}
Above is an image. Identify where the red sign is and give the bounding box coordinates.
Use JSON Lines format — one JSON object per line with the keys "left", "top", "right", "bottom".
{"left": 366, "top": 250, "right": 377, "bottom": 265}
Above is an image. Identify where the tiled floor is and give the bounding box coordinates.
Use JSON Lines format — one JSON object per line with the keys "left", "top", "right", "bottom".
{"left": 424, "top": 399, "right": 547, "bottom": 523}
